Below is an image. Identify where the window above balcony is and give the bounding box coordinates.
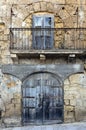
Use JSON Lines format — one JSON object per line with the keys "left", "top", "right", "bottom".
{"left": 10, "top": 14, "right": 86, "bottom": 58}
{"left": 32, "top": 15, "right": 54, "bottom": 50}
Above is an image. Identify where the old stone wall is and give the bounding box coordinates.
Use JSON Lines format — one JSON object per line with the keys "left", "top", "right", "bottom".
{"left": 64, "top": 72, "right": 86, "bottom": 123}
{"left": 0, "top": 0, "right": 86, "bottom": 128}
{"left": 0, "top": 66, "right": 86, "bottom": 127}
{"left": 0, "top": 69, "right": 21, "bottom": 127}
{"left": 0, "top": 0, "right": 86, "bottom": 63}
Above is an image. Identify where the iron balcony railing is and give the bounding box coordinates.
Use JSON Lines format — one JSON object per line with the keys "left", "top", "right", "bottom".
{"left": 10, "top": 28, "right": 86, "bottom": 50}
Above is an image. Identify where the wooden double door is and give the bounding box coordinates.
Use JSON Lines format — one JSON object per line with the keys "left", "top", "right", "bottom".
{"left": 22, "top": 73, "right": 63, "bottom": 125}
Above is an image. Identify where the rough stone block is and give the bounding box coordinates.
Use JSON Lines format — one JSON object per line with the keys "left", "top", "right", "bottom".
{"left": 64, "top": 79, "right": 70, "bottom": 85}
{"left": 64, "top": 105, "right": 75, "bottom": 112}
{"left": 3, "top": 117, "right": 21, "bottom": 127}
{"left": 64, "top": 93, "right": 74, "bottom": 100}
{"left": 64, "top": 84, "right": 70, "bottom": 90}
{"left": 69, "top": 74, "right": 84, "bottom": 84}
{"left": 33, "top": 3, "right": 40, "bottom": 12}
{"left": 40, "top": 2, "right": 47, "bottom": 11}
{"left": 13, "top": 93, "right": 21, "bottom": 99}
{"left": 64, "top": 117, "right": 75, "bottom": 123}
{"left": 6, "top": 104, "right": 14, "bottom": 111}
{"left": 0, "top": 98, "right": 5, "bottom": 111}
{"left": 76, "top": 99, "right": 83, "bottom": 106}
{"left": 5, "top": 108, "right": 15, "bottom": 117}
{"left": 64, "top": 99, "right": 70, "bottom": 105}
{"left": 75, "top": 107, "right": 86, "bottom": 121}
{"left": 70, "top": 100, "right": 76, "bottom": 106}
{"left": 0, "top": 23, "right": 5, "bottom": 30}
{"left": 46, "top": 2, "right": 54, "bottom": 12}
{"left": 66, "top": 0, "right": 86, "bottom": 4}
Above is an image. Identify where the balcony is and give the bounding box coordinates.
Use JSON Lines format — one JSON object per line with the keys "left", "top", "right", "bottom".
{"left": 10, "top": 28, "right": 86, "bottom": 58}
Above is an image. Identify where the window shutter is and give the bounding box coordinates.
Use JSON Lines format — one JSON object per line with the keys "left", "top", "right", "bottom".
{"left": 32, "top": 15, "right": 54, "bottom": 49}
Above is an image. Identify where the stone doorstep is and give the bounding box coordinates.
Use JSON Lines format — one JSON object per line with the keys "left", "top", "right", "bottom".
{"left": 0, "top": 122, "right": 86, "bottom": 130}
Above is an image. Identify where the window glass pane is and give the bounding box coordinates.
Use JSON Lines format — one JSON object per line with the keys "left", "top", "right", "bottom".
{"left": 45, "top": 17, "right": 52, "bottom": 27}
{"left": 34, "top": 17, "right": 43, "bottom": 27}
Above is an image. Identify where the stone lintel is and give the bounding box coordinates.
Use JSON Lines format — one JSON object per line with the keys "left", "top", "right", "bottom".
{"left": 1, "top": 64, "right": 84, "bottom": 82}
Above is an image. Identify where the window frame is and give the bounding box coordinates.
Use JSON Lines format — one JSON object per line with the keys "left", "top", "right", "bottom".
{"left": 32, "top": 14, "right": 54, "bottom": 50}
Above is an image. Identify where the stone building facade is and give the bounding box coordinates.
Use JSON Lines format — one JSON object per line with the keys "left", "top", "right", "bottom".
{"left": 0, "top": 0, "right": 86, "bottom": 127}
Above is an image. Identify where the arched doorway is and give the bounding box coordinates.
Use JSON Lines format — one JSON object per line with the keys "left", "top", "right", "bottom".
{"left": 22, "top": 72, "right": 63, "bottom": 125}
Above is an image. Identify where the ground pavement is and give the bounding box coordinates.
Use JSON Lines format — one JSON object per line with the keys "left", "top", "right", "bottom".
{"left": 0, "top": 122, "right": 86, "bottom": 130}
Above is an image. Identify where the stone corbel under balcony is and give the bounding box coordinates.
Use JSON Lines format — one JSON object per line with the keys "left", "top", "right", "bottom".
{"left": 11, "top": 54, "right": 18, "bottom": 63}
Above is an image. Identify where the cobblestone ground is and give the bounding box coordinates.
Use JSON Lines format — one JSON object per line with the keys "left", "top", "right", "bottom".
{"left": 0, "top": 122, "right": 86, "bottom": 130}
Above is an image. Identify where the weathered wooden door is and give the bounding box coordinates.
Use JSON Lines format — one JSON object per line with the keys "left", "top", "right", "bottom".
{"left": 33, "top": 15, "right": 54, "bottom": 49}
{"left": 22, "top": 72, "right": 63, "bottom": 125}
